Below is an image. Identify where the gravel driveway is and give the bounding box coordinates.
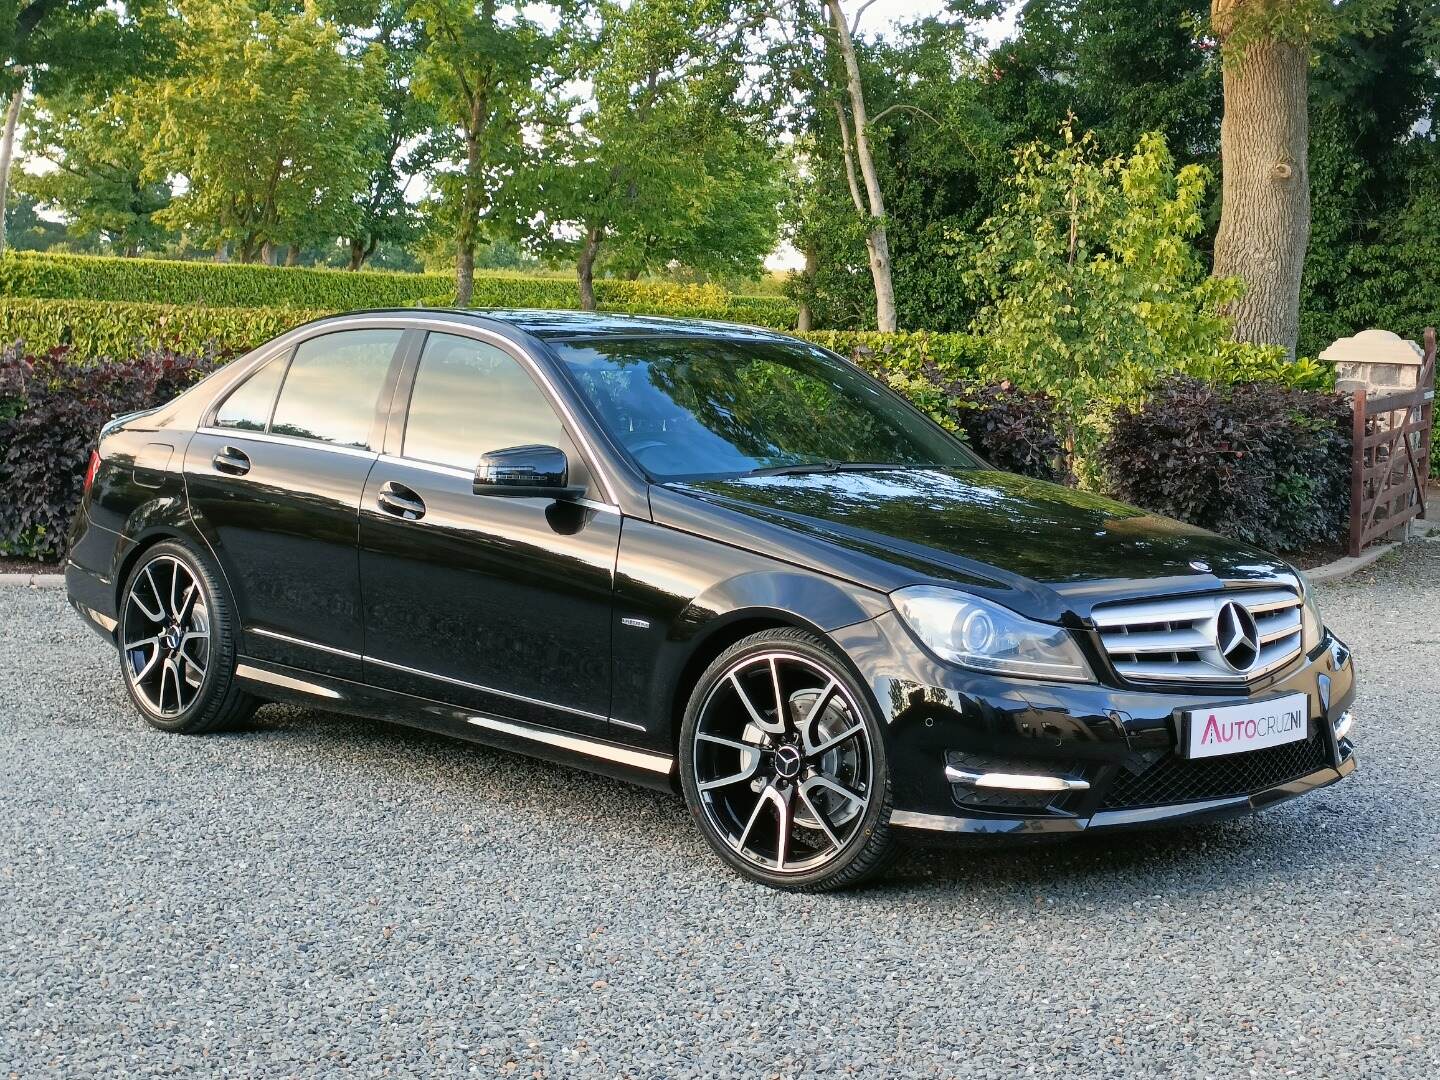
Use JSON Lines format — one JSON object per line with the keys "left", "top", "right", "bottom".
{"left": 4, "top": 544, "right": 1440, "bottom": 1078}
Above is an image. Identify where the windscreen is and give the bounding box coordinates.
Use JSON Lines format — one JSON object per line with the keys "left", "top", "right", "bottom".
{"left": 551, "top": 336, "right": 978, "bottom": 481}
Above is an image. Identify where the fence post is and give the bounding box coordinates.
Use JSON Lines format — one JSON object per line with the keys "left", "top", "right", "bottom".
{"left": 1420, "top": 328, "right": 1436, "bottom": 520}
{"left": 1349, "top": 386, "right": 1367, "bottom": 558}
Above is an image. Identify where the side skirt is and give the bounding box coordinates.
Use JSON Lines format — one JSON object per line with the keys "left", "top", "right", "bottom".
{"left": 233, "top": 658, "right": 677, "bottom": 792}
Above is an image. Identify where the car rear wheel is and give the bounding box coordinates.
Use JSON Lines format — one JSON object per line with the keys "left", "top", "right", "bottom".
{"left": 118, "top": 539, "right": 258, "bottom": 734}
{"left": 679, "top": 628, "right": 898, "bottom": 891}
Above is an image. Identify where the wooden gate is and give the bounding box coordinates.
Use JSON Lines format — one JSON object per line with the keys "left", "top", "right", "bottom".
{"left": 1348, "top": 327, "right": 1436, "bottom": 556}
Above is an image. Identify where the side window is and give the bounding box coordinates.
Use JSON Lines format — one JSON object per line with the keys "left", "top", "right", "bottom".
{"left": 403, "top": 333, "right": 565, "bottom": 469}
{"left": 213, "top": 355, "right": 285, "bottom": 432}
{"left": 270, "top": 329, "right": 403, "bottom": 449}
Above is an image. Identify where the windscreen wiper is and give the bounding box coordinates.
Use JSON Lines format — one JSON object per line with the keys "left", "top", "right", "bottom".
{"left": 745, "top": 461, "right": 917, "bottom": 477}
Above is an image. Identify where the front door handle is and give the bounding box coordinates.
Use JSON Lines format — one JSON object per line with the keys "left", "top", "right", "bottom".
{"left": 213, "top": 446, "right": 251, "bottom": 476}
{"left": 377, "top": 481, "right": 426, "bottom": 520}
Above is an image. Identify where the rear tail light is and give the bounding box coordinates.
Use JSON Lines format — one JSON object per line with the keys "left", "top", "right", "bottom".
{"left": 83, "top": 450, "right": 100, "bottom": 494}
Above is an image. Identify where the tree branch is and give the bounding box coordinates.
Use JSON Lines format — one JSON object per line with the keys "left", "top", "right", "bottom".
{"left": 867, "top": 103, "right": 942, "bottom": 128}
{"left": 849, "top": 0, "right": 879, "bottom": 36}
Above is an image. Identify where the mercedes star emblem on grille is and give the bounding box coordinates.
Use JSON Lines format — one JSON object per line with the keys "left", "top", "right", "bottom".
{"left": 1215, "top": 600, "right": 1261, "bottom": 672}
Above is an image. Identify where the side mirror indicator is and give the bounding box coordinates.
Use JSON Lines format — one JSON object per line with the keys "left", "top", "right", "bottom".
{"left": 473, "top": 444, "right": 585, "bottom": 500}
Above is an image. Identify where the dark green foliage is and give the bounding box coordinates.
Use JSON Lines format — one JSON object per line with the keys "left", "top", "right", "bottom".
{"left": 0, "top": 346, "right": 221, "bottom": 559}
{"left": 1101, "top": 376, "right": 1353, "bottom": 553}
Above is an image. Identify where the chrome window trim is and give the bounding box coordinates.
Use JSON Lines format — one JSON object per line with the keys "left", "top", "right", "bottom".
{"left": 466, "top": 713, "right": 672, "bottom": 774}
{"left": 372, "top": 454, "right": 621, "bottom": 515}
{"left": 196, "top": 426, "right": 380, "bottom": 461}
{"left": 197, "top": 314, "right": 622, "bottom": 507}
{"left": 365, "top": 654, "right": 610, "bottom": 724}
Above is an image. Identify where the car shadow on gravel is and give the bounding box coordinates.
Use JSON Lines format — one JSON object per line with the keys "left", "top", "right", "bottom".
{"left": 233, "top": 701, "right": 1351, "bottom": 904}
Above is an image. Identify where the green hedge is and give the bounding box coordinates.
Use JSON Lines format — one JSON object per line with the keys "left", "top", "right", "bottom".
{"left": 0, "top": 251, "right": 796, "bottom": 327}
{"left": 0, "top": 298, "right": 984, "bottom": 370}
{"left": 0, "top": 299, "right": 334, "bottom": 357}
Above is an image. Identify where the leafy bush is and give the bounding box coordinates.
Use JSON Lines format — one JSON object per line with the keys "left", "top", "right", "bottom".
{"left": 0, "top": 251, "right": 796, "bottom": 327}
{"left": 806, "top": 330, "right": 987, "bottom": 382}
{"left": 1101, "top": 376, "right": 1352, "bottom": 553}
{"left": 0, "top": 346, "right": 221, "bottom": 560}
{"left": 966, "top": 126, "right": 1244, "bottom": 452}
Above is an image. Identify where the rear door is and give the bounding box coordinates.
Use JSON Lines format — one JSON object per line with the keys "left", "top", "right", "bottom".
{"left": 357, "top": 330, "right": 620, "bottom": 736}
{"left": 185, "top": 327, "right": 408, "bottom": 679}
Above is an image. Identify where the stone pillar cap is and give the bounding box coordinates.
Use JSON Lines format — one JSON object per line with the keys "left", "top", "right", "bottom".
{"left": 1319, "top": 329, "right": 1424, "bottom": 365}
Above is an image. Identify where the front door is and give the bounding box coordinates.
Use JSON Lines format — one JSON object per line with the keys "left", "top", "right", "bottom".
{"left": 185, "top": 327, "right": 406, "bottom": 679}
{"left": 357, "top": 331, "right": 619, "bottom": 735}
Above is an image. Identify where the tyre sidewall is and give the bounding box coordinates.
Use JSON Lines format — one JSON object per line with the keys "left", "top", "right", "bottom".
{"left": 679, "top": 628, "right": 893, "bottom": 891}
{"left": 118, "top": 539, "right": 236, "bottom": 733}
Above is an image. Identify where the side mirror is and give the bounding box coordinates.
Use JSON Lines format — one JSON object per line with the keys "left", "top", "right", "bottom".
{"left": 473, "top": 444, "right": 585, "bottom": 500}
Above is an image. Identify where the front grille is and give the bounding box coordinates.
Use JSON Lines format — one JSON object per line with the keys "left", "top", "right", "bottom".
{"left": 1092, "top": 586, "right": 1303, "bottom": 686}
{"left": 1100, "top": 730, "right": 1330, "bottom": 810}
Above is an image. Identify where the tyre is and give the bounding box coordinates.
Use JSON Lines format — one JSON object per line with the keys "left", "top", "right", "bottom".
{"left": 679, "top": 627, "right": 898, "bottom": 891}
{"left": 117, "top": 539, "right": 258, "bottom": 734}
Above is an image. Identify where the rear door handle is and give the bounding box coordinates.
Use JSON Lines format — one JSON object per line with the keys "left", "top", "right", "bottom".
{"left": 213, "top": 446, "right": 251, "bottom": 476}
{"left": 377, "top": 481, "right": 426, "bottom": 520}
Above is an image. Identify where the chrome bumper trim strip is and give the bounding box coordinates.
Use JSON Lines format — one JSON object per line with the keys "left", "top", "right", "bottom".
{"left": 944, "top": 766, "right": 1091, "bottom": 792}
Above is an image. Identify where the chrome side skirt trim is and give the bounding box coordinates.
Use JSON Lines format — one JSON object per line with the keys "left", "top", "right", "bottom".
{"left": 365, "top": 654, "right": 610, "bottom": 724}
{"left": 74, "top": 602, "right": 118, "bottom": 633}
{"left": 248, "top": 627, "right": 627, "bottom": 729}
{"left": 466, "top": 714, "right": 672, "bottom": 775}
{"left": 250, "top": 626, "right": 363, "bottom": 661}
{"left": 609, "top": 717, "right": 647, "bottom": 732}
{"left": 944, "top": 766, "right": 1091, "bottom": 792}
{"left": 236, "top": 663, "right": 342, "bottom": 700}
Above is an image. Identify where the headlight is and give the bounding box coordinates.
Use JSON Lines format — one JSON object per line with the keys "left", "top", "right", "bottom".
{"left": 1299, "top": 575, "right": 1324, "bottom": 651}
{"left": 892, "top": 586, "right": 1094, "bottom": 682}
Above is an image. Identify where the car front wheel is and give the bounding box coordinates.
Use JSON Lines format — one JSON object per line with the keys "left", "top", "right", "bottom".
{"left": 679, "top": 628, "right": 898, "bottom": 891}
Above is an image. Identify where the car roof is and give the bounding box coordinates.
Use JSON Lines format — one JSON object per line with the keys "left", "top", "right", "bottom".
{"left": 325, "top": 307, "right": 800, "bottom": 345}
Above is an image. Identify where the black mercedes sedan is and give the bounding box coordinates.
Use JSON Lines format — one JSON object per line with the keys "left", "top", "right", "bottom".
{"left": 65, "top": 310, "right": 1357, "bottom": 890}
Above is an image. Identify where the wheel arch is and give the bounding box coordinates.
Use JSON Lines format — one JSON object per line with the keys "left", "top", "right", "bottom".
{"left": 111, "top": 509, "right": 224, "bottom": 614}
{"left": 663, "top": 570, "right": 890, "bottom": 754}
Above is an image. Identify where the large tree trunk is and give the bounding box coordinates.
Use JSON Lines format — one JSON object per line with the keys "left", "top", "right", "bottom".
{"left": 284, "top": 246, "right": 299, "bottom": 267}
{"left": 577, "top": 228, "right": 601, "bottom": 311}
{"left": 1211, "top": 8, "right": 1309, "bottom": 357}
{"left": 456, "top": 243, "right": 474, "bottom": 307}
{"left": 796, "top": 244, "right": 817, "bottom": 331}
{"left": 0, "top": 81, "right": 25, "bottom": 257}
{"left": 825, "top": 1, "right": 897, "bottom": 332}
{"left": 214, "top": 241, "right": 229, "bottom": 263}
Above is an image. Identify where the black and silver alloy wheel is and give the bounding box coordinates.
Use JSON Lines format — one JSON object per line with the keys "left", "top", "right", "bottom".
{"left": 681, "top": 628, "right": 896, "bottom": 890}
{"left": 123, "top": 555, "right": 211, "bottom": 717}
{"left": 117, "top": 540, "right": 258, "bottom": 734}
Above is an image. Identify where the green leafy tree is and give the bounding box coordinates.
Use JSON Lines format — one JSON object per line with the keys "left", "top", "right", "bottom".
{"left": 18, "top": 87, "right": 172, "bottom": 255}
{"left": 326, "top": 0, "right": 437, "bottom": 269}
{"left": 147, "top": 0, "right": 384, "bottom": 263}
{"left": 966, "top": 124, "right": 1247, "bottom": 460}
{"left": 511, "top": 0, "right": 780, "bottom": 309}
{"left": 779, "top": 5, "right": 1005, "bottom": 333}
{"left": 411, "top": 0, "right": 564, "bottom": 304}
{"left": 0, "top": 0, "right": 168, "bottom": 253}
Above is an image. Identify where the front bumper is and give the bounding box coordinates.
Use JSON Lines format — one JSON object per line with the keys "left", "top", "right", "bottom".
{"left": 831, "top": 611, "right": 1357, "bottom": 842}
